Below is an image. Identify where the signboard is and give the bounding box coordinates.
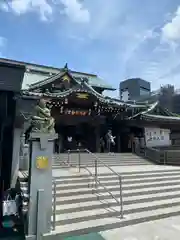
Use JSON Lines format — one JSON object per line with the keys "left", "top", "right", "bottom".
{"left": 76, "top": 93, "right": 89, "bottom": 99}
{"left": 36, "top": 156, "right": 49, "bottom": 169}
{"left": 61, "top": 108, "right": 91, "bottom": 116}
{"left": 145, "top": 127, "right": 171, "bottom": 147}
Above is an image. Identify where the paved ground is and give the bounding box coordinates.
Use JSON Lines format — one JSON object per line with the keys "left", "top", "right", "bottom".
{"left": 63, "top": 216, "right": 180, "bottom": 240}
{"left": 64, "top": 232, "right": 105, "bottom": 240}
{"left": 100, "top": 215, "right": 180, "bottom": 240}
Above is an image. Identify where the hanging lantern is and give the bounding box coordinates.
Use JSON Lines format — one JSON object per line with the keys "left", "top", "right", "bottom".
{"left": 65, "top": 98, "right": 68, "bottom": 104}
{"left": 94, "top": 102, "right": 98, "bottom": 107}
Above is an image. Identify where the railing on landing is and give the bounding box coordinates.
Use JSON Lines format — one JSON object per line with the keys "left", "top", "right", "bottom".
{"left": 66, "top": 149, "right": 123, "bottom": 219}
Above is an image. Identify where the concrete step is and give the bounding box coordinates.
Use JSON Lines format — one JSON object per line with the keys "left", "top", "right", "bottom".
{"left": 56, "top": 185, "right": 180, "bottom": 205}
{"left": 53, "top": 168, "right": 180, "bottom": 179}
{"left": 51, "top": 165, "right": 180, "bottom": 236}
{"left": 55, "top": 175, "right": 180, "bottom": 190}
{"left": 52, "top": 153, "right": 152, "bottom": 167}
{"left": 53, "top": 155, "right": 148, "bottom": 160}
{"left": 53, "top": 159, "right": 151, "bottom": 163}
{"left": 54, "top": 197, "right": 180, "bottom": 225}
{"left": 53, "top": 153, "right": 144, "bottom": 158}
{"left": 52, "top": 205, "right": 180, "bottom": 237}
{"left": 54, "top": 171, "right": 180, "bottom": 184}
{"left": 53, "top": 159, "right": 150, "bottom": 163}
{"left": 53, "top": 155, "right": 149, "bottom": 161}
{"left": 55, "top": 190, "right": 180, "bottom": 214}
{"left": 53, "top": 163, "right": 151, "bottom": 168}
{"left": 55, "top": 179, "right": 180, "bottom": 197}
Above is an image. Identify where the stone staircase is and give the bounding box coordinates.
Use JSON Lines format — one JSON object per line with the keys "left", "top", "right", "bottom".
{"left": 52, "top": 152, "right": 152, "bottom": 168}
{"left": 51, "top": 153, "right": 180, "bottom": 237}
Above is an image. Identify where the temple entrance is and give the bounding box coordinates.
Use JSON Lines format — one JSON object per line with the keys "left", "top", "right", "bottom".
{"left": 120, "top": 126, "right": 144, "bottom": 153}
{"left": 57, "top": 123, "right": 96, "bottom": 152}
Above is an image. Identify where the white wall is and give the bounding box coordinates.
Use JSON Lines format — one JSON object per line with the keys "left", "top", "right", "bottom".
{"left": 121, "top": 90, "right": 129, "bottom": 101}
{"left": 145, "top": 127, "right": 171, "bottom": 147}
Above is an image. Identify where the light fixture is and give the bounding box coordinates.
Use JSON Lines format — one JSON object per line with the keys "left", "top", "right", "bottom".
{"left": 94, "top": 102, "right": 98, "bottom": 107}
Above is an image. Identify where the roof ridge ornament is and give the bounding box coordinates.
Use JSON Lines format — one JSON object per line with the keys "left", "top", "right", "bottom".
{"left": 63, "top": 63, "right": 68, "bottom": 72}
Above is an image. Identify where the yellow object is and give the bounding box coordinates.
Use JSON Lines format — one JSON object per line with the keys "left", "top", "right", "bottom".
{"left": 62, "top": 75, "right": 70, "bottom": 82}
{"left": 36, "top": 156, "right": 49, "bottom": 169}
{"left": 76, "top": 93, "right": 89, "bottom": 99}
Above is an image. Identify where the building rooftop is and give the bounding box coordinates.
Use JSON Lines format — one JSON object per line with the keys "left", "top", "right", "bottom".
{"left": 0, "top": 58, "right": 116, "bottom": 91}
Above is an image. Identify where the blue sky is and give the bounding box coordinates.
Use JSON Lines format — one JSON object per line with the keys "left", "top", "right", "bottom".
{"left": 0, "top": 0, "right": 180, "bottom": 97}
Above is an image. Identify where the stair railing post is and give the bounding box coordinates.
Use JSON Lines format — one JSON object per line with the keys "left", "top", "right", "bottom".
{"left": 77, "top": 149, "right": 81, "bottom": 172}
{"left": 52, "top": 179, "right": 57, "bottom": 231}
{"left": 119, "top": 176, "right": 123, "bottom": 219}
{"left": 67, "top": 149, "right": 70, "bottom": 166}
{"left": 95, "top": 157, "right": 98, "bottom": 189}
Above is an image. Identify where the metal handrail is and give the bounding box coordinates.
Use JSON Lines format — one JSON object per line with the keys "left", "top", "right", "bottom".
{"left": 66, "top": 148, "right": 123, "bottom": 218}
{"left": 52, "top": 179, "right": 57, "bottom": 230}
{"left": 84, "top": 149, "right": 121, "bottom": 176}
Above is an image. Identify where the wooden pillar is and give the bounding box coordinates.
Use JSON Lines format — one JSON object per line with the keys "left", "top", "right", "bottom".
{"left": 95, "top": 126, "right": 100, "bottom": 152}
{"left": 115, "top": 122, "right": 121, "bottom": 153}
{"left": 117, "top": 134, "right": 121, "bottom": 153}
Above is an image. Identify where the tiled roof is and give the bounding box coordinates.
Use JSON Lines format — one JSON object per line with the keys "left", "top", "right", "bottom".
{"left": 128, "top": 101, "right": 180, "bottom": 121}
{"left": 22, "top": 87, "right": 126, "bottom": 107}
{"left": 23, "top": 85, "right": 161, "bottom": 110}
{"left": 71, "top": 72, "right": 115, "bottom": 90}
{"left": 141, "top": 113, "right": 180, "bottom": 121}
{"left": 29, "top": 71, "right": 65, "bottom": 90}
{"left": 0, "top": 58, "right": 115, "bottom": 90}
{"left": 128, "top": 102, "right": 159, "bottom": 119}
{"left": 28, "top": 69, "right": 115, "bottom": 91}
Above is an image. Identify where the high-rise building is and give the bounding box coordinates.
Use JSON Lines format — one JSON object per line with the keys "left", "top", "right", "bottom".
{"left": 119, "top": 78, "right": 151, "bottom": 101}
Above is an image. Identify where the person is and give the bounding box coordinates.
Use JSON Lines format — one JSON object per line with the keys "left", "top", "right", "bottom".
{"left": 106, "top": 130, "right": 116, "bottom": 153}
{"left": 100, "top": 137, "right": 105, "bottom": 153}
{"left": 78, "top": 142, "right": 82, "bottom": 149}
{"left": 67, "top": 136, "right": 73, "bottom": 150}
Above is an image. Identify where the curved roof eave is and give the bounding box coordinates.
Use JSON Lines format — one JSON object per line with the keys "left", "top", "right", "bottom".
{"left": 128, "top": 101, "right": 159, "bottom": 119}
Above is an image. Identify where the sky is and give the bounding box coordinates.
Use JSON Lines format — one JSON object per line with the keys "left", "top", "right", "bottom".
{"left": 0, "top": 0, "right": 180, "bottom": 97}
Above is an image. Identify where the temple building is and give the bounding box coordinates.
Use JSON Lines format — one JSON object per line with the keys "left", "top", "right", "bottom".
{"left": 1, "top": 57, "right": 180, "bottom": 229}
{"left": 1, "top": 57, "right": 180, "bottom": 194}
{"left": 7, "top": 58, "right": 179, "bottom": 153}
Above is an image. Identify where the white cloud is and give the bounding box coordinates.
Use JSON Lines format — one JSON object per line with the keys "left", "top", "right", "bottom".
{"left": 0, "top": 2, "right": 9, "bottom": 11}
{"left": 2, "top": 0, "right": 180, "bottom": 95}
{"left": 162, "top": 6, "right": 180, "bottom": 43}
{"left": 1, "top": 0, "right": 53, "bottom": 21}
{"left": 60, "top": 0, "right": 90, "bottom": 23}
{"left": 1, "top": 0, "right": 90, "bottom": 23}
